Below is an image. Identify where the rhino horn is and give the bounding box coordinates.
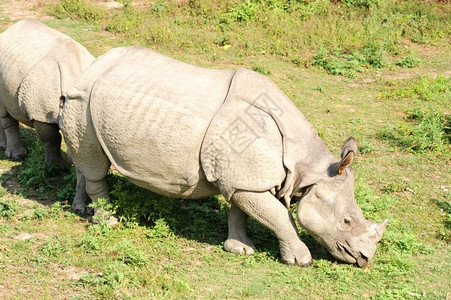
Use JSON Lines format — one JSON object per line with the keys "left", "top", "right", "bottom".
{"left": 374, "top": 219, "right": 389, "bottom": 241}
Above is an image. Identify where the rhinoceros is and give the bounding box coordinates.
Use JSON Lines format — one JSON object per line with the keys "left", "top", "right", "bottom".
{"left": 0, "top": 19, "right": 94, "bottom": 165}
{"left": 60, "top": 46, "right": 388, "bottom": 267}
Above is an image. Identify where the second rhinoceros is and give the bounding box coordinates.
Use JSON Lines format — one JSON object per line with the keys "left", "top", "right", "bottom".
{"left": 0, "top": 19, "right": 94, "bottom": 165}
{"left": 60, "top": 46, "right": 387, "bottom": 267}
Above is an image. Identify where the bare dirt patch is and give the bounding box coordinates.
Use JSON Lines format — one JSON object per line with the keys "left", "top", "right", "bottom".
{"left": 0, "top": 0, "right": 56, "bottom": 22}
{"left": 50, "top": 263, "right": 90, "bottom": 281}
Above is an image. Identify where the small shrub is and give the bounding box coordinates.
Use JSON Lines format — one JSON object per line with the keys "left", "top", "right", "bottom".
{"left": 0, "top": 223, "right": 11, "bottom": 233}
{"left": 377, "top": 75, "right": 451, "bottom": 103}
{"left": 46, "top": 3, "right": 67, "bottom": 19}
{"left": 412, "top": 75, "right": 450, "bottom": 102}
{"left": 114, "top": 240, "right": 149, "bottom": 266}
{"left": 311, "top": 48, "right": 366, "bottom": 77}
{"left": 40, "top": 238, "right": 67, "bottom": 257}
{"left": 252, "top": 65, "right": 271, "bottom": 75}
{"left": 79, "top": 268, "right": 126, "bottom": 289}
{"left": 50, "top": 202, "right": 66, "bottom": 218}
{"left": 106, "top": 2, "right": 145, "bottom": 34}
{"left": 79, "top": 234, "right": 102, "bottom": 251}
{"left": 358, "top": 140, "right": 377, "bottom": 154}
{"left": 379, "top": 75, "right": 451, "bottom": 153}
{"left": 333, "top": 0, "right": 377, "bottom": 9}
{"left": 108, "top": 175, "right": 173, "bottom": 223}
{"left": 151, "top": 0, "right": 168, "bottom": 16}
{"left": 396, "top": 53, "right": 421, "bottom": 68}
{"left": 30, "top": 207, "right": 48, "bottom": 220}
{"left": 221, "top": 1, "right": 258, "bottom": 23}
{"left": 88, "top": 197, "right": 116, "bottom": 226}
{"left": 402, "top": 107, "right": 449, "bottom": 152}
{"left": 0, "top": 186, "right": 6, "bottom": 197}
{"left": 0, "top": 199, "right": 21, "bottom": 219}
{"left": 49, "top": 0, "right": 106, "bottom": 22}
{"left": 17, "top": 140, "right": 50, "bottom": 191}
{"left": 146, "top": 218, "right": 174, "bottom": 239}
{"left": 437, "top": 200, "right": 451, "bottom": 241}
{"left": 360, "top": 43, "right": 387, "bottom": 69}
{"left": 16, "top": 139, "right": 74, "bottom": 202}
{"left": 57, "top": 170, "right": 77, "bottom": 202}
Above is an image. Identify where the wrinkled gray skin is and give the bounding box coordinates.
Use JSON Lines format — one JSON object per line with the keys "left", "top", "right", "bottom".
{"left": 60, "top": 46, "right": 388, "bottom": 267}
{"left": 0, "top": 19, "right": 94, "bottom": 166}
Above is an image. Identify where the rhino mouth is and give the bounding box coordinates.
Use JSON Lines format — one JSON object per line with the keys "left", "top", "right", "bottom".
{"left": 336, "top": 242, "right": 369, "bottom": 267}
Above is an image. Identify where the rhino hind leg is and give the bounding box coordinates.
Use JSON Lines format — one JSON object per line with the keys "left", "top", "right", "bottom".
{"left": 71, "top": 166, "right": 91, "bottom": 216}
{"left": 231, "top": 190, "right": 313, "bottom": 266}
{"left": 0, "top": 109, "right": 27, "bottom": 160}
{"left": 0, "top": 122, "right": 6, "bottom": 151}
{"left": 85, "top": 177, "right": 118, "bottom": 226}
{"left": 70, "top": 162, "right": 117, "bottom": 226}
{"left": 33, "top": 121, "right": 66, "bottom": 169}
{"left": 224, "top": 205, "right": 256, "bottom": 255}
{"left": 71, "top": 146, "right": 117, "bottom": 225}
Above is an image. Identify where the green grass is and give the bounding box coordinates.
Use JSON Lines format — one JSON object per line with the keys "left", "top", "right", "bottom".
{"left": 378, "top": 75, "right": 451, "bottom": 154}
{"left": 45, "top": 0, "right": 451, "bottom": 73}
{"left": 0, "top": 0, "right": 450, "bottom": 299}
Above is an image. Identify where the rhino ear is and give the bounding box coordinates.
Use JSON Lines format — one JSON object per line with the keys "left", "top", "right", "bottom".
{"left": 338, "top": 137, "right": 357, "bottom": 175}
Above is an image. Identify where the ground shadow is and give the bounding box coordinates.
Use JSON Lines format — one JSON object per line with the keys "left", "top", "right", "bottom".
{"left": 0, "top": 126, "right": 337, "bottom": 264}
{"left": 0, "top": 126, "right": 73, "bottom": 208}
{"left": 105, "top": 173, "right": 337, "bottom": 263}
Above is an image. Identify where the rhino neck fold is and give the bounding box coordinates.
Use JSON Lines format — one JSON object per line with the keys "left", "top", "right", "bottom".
{"left": 199, "top": 69, "right": 237, "bottom": 168}
{"left": 201, "top": 68, "right": 332, "bottom": 202}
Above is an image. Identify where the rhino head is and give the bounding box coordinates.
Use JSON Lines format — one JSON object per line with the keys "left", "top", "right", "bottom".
{"left": 295, "top": 138, "right": 388, "bottom": 267}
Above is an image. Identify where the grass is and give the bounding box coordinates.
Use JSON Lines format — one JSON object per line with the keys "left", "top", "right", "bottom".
{"left": 45, "top": 0, "right": 451, "bottom": 73}
{"left": 0, "top": 0, "right": 450, "bottom": 299}
{"left": 378, "top": 75, "right": 451, "bottom": 154}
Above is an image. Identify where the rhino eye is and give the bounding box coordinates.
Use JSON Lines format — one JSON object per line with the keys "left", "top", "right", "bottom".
{"left": 343, "top": 216, "right": 354, "bottom": 227}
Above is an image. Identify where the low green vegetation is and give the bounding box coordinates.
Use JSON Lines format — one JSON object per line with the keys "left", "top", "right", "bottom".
{"left": 379, "top": 75, "right": 450, "bottom": 154}
{"left": 46, "top": 0, "right": 451, "bottom": 75}
{"left": 0, "top": 0, "right": 450, "bottom": 299}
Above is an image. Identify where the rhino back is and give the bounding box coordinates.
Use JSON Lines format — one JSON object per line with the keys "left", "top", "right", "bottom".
{"left": 89, "top": 47, "right": 234, "bottom": 197}
{"left": 0, "top": 19, "right": 94, "bottom": 124}
{"left": 0, "top": 20, "right": 52, "bottom": 96}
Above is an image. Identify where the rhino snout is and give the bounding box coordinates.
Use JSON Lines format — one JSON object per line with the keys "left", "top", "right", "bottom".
{"left": 355, "top": 252, "right": 369, "bottom": 268}
{"left": 336, "top": 240, "right": 374, "bottom": 268}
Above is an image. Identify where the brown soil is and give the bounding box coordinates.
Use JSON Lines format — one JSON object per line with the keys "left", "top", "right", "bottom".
{"left": 0, "top": 0, "right": 56, "bottom": 22}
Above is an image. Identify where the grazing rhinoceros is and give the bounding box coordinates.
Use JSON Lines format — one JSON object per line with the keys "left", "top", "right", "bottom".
{"left": 0, "top": 19, "right": 94, "bottom": 166}
{"left": 60, "top": 46, "right": 388, "bottom": 267}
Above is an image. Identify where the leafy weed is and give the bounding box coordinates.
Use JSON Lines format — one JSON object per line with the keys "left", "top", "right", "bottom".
{"left": 379, "top": 75, "right": 451, "bottom": 153}
{"left": 0, "top": 199, "right": 22, "bottom": 219}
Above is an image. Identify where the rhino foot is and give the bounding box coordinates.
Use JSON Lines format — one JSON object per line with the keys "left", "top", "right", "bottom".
{"left": 72, "top": 206, "right": 94, "bottom": 217}
{"left": 5, "top": 149, "right": 27, "bottom": 160}
{"left": 11, "top": 153, "right": 27, "bottom": 160}
{"left": 284, "top": 255, "right": 313, "bottom": 267}
{"left": 71, "top": 195, "right": 94, "bottom": 217}
{"left": 224, "top": 238, "right": 256, "bottom": 255}
{"left": 71, "top": 203, "right": 88, "bottom": 216}
{"left": 280, "top": 240, "right": 313, "bottom": 267}
{"left": 45, "top": 153, "right": 68, "bottom": 170}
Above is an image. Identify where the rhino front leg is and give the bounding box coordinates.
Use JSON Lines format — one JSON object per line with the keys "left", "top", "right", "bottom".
{"left": 33, "top": 121, "right": 66, "bottom": 169}
{"left": 0, "top": 106, "right": 27, "bottom": 160}
{"left": 224, "top": 204, "right": 256, "bottom": 255}
{"left": 231, "top": 190, "right": 313, "bottom": 266}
